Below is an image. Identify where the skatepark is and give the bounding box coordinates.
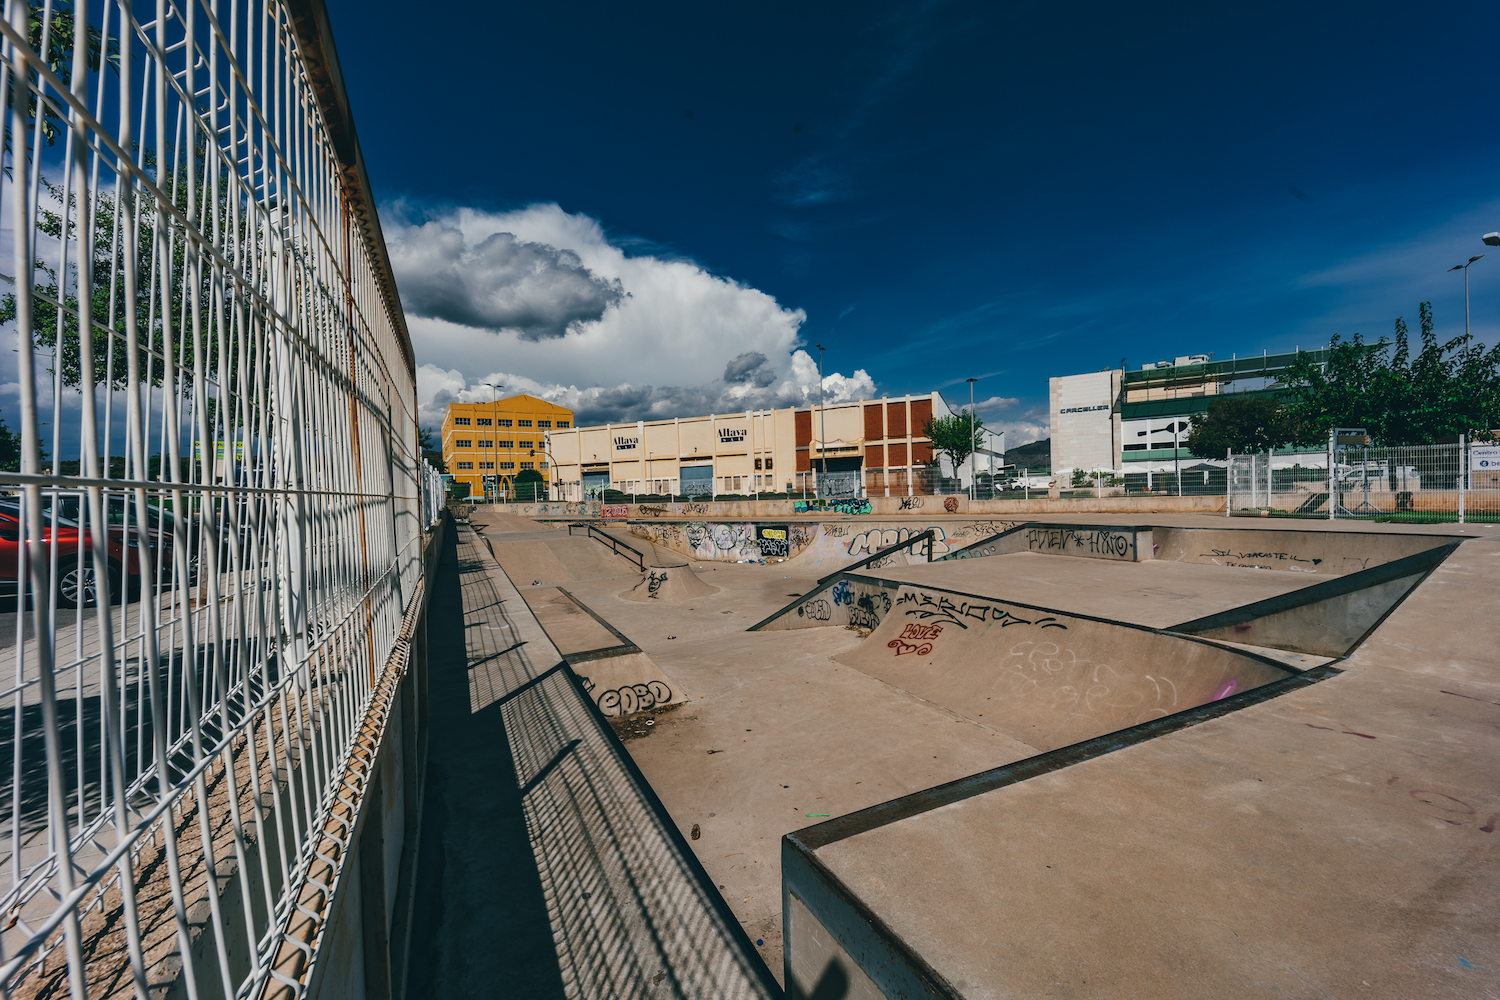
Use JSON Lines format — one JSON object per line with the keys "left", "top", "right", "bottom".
{"left": 415, "top": 505, "right": 1499, "bottom": 999}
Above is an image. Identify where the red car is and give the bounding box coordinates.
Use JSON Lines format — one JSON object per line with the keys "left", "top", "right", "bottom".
{"left": 0, "top": 504, "right": 145, "bottom": 608}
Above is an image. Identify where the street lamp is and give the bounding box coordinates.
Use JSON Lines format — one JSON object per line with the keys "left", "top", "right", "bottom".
{"left": 965, "top": 378, "right": 978, "bottom": 500}
{"left": 483, "top": 382, "right": 502, "bottom": 500}
{"left": 1448, "top": 255, "right": 1484, "bottom": 342}
{"left": 1484, "top": 233, "right": 1500, "bottom": 247}
{"left": 814, "top": 343, "right": 829, "bottom": 495}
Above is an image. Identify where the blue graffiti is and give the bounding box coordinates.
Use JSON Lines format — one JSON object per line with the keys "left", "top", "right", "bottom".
{"left": 830, "top": 580, "right": 853, "bottom": 607}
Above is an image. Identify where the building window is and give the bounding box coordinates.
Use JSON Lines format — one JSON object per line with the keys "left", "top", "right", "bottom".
{"left": 538, "top": 420, "right": 552, "bottom": 428}
{"left": 497, "top": 418, "right": 513, "bottom": 427}
{"left": 557, "top": 421, "right": 570, "bottom": 428}
{"left": 499, "top": 461, "right": 516, "bottom": 470}
{"left": 480, "top": 462, "right": 495, "bottom": 470}
{"left": 1123, "top": 443, "right": 1148, "bottom": 451}
{"left": 477, "top": 418, "right": 492, "bottom": 426}
{"left": 518, "top": 419, "right": 533, "bottom": 427}
{"left": 498, "top": 440, "right": 514, "bottom": 448}
{"left": 519, "top": 440, "right": 534, "bottom": 449}
{"left": 478, "top": 439, "right": 492, "bottom": 447}
{"left": 455, "top": 439, "right": 472, "bottom": 448}
{"left": 520, "top": 461, "right": 535, "bottom": 470}
{"left": 540, "top": 461, "right": 548, "bottom": 469}
{"left": 454, "top": 417, "right": 470, "bottom": 426}
{"left": 456, "top": 461, "right": 473, "bottom": 470}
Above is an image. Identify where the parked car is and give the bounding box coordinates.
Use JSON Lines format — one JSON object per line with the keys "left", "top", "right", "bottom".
{"left": 0, "top": 503, "right": 143, "bottom": 607}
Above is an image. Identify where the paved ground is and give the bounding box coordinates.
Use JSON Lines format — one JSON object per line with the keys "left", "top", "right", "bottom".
{"left": 457, "top": 510, "right": 1500, "bottom": 997}
{"left": 405, "top": 525, "right": 777, "bottom": 999}
{"left": 807, "top": 533, "right": 1500, "bottom": 998}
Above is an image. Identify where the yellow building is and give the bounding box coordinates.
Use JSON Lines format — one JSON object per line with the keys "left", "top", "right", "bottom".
{"left": 441, "top": 395, "right": 573, "bottom": 497}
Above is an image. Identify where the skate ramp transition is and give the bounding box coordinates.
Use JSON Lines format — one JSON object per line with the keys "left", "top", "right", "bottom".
{"left": 1167, "top": 541, "right": 1459, "bottom": 657}
{"left": 832, "top": 584, "right": 1293, "bottom": 752}
{"left": 620, "top": 564, "right": 720, "bottom": 602}
{"left": 484, "top": 530, "right": 688, "bottom": 718}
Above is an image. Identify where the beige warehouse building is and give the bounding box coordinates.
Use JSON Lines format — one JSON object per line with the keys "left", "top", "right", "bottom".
{"left": 547, "top": 392, "right": 1003, "bottom": 498}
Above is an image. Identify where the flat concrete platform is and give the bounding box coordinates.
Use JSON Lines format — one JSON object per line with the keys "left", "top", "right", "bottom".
{"left": 792, "top": 535, "right": 1500, "bottom": 999}
{"left": 863, "top": 552, "right": 1323, "bottom": 628}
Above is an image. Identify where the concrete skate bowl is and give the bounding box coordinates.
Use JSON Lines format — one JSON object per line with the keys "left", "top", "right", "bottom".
{"left": 620, "top": 564, "right": 720, "bottom": 602}
{"left": 751, "top": 524, "right": 1143, "bottom": 632}
{"left": 1150, "top": 525, "right": 1457, "bottom": 576}
{"left": 833, "top": 583, "right": 1294, "bottom": 752}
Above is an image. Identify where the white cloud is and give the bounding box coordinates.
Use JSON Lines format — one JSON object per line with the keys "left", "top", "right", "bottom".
{"left": 390, "top": 201, "right": 877, "bottom": 427}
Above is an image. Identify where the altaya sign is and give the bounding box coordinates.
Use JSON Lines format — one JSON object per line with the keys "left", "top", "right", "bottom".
{"left": 614, "top": 436, "right": 639, "bottom": 451}
{"left": 718, "top": 427, "right": 747, "bottom": 443}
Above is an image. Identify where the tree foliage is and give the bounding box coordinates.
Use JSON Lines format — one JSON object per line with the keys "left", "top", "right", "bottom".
{"left": 1281, "top": 302, "right": 1500, "bottom": 444}
{"left": 1186, "top": 396, "right": 1307, "bottom": 457}
{"left": 419, "top": 426, "right": 445, "bottom": 472}
{"left": 923, "top": 410, "right": 984, "bottom": 471}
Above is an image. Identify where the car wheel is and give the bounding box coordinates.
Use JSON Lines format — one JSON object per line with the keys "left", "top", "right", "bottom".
{"left": 59, "top": 561, "right": 120, "bottom": 609}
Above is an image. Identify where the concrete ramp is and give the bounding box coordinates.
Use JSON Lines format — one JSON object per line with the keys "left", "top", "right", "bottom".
{"left": 1151, "top": 525, "right": 1453, "bottom": 575}
{"left": 490, "top": 538, "right": 576, "bottom": 584}
{"left": 1168, "top": 541, "right": 1458, "bottom": 657}
{"left": 834, "top": 584, "right": 1292, "bottom": 751}
{"left": 941, "top": 522, "right": 1148, "bottom": 563}
{"left": 490, "top": 532, "right": 644, "bottom": 586}
{"left": 621, "top": 564, "right": 720, "bottom": 602}
{"left": 469, "top": 509, "right": 548, "bottom": 532}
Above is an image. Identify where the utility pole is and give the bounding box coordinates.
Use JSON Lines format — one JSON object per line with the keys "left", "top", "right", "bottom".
{"left": 966, "top": 377, "right": 978, "bottom": 500}
{"left": 484, "top": 382, "right": 502, "bottom": 501}
{"left": 815, "top": 343, "right": 829, "bottom": 495}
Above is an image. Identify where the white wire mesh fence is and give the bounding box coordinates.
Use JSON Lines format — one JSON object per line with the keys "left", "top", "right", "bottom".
{"left": 1227, "top": 441, "right": 1500, "bottom": 521}
{"left": 0, "top": 1, "right": 425, "bottom": 998}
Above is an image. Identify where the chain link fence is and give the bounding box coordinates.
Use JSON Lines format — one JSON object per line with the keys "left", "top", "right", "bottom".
{"left": 1228, "top": 442, "right": 1499, "bottom": 521}
{"left": 0, "top": 1, "right": 424, "bottom": 998}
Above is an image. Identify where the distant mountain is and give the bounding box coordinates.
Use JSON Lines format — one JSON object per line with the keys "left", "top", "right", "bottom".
{"left": 1004, "top": 437, "right": 1050, "bottom": 472}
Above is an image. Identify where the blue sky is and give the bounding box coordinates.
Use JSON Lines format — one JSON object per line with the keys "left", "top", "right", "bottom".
{"left": 328, "top": 0, "right": 1500, "bottom": 443}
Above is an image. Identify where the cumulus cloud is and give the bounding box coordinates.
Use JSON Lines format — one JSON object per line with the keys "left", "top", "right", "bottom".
{"left": 390, "top": 223, "right": 623, "bottom": 340}
{"left": 415, "top": 350, "right": 876, "bottom": 430}
{"left": 390, "top": 201, "right": 877, "bottom": 427}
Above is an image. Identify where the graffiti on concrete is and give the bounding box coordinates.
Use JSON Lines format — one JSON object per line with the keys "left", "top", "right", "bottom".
{"left": 1002, "top": 641, "right": 1178, "bottom": 722}
{"left": 847, "top": 526, "right": 950, "bottom": 558}
{"left": 888, "top": 622, "right": 943, "bottom": 656}
{"left": 755, "top": 525, "right": 792, "bottom": 559}
{"left": 637, "top": 504, "right": 669, "bottom": 517}
{"left": 896, "top": 590, "right": 1068, "bottom": 631}
{"left": 830, "top": 580, "right": 853, "bottom": 607}
{"left": 797, "top": 598, "right": 832, "bottom": 621}
{"left": 1025, "top": 527, "right": 1134, "bottom": 559}
{"left": 794, "top": 498, "right": 872, "bottom": 515}
{"left": 1200, "top": 548, "right": 1323, "bottom": 570}
{"left": 898, "top": 496, "right": 925, "bottom": 510}
{"left": 603, "top": 504, "right": 629, "bottom": 519}
{"left": 646, "top": 569, "right": 667, "bottom": 598}
{"left": 596, "top": 680, "right": 674, "bottom": 717}
{"left": 849, "top": 589, "right": 893, "bottom": 630}
{"left": 943, "top": 497, "right": 959, "bottom": 512}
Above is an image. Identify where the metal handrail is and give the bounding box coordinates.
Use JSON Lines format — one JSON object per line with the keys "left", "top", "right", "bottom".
{"left": 570, "top": 522, "right": 649, "bottom": 571}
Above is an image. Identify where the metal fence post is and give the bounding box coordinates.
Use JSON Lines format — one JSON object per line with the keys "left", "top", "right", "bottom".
{"left": 1459, "top": 433, "right": 1466, "bottom": 524}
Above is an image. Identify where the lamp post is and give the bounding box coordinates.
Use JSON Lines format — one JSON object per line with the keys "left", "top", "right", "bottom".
{"left": 1449, "top": 255, "right": 1485, "bottom": 342}
{"left": 483, "top": 382, "right": 502, "bottom": 501}
{"left": 965, "top": 377, "right": 978, "bottom": 500}
{"left": 814, "top": 343, "right": 829, "bottom": 496}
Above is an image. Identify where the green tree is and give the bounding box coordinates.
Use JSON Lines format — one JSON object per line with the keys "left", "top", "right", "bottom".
{"left": 514, "top": 468, "right": 546, "bottom": 502}
{"left": 1282, "top": 302, "right": 1500, "bottom": 444}
{"left": 0, "top": 414, "right": 26, "bottom": 472}
{"left": 1186, "top": 396, "right": 1307, "bottom": 457}
{"left": 923, "top": 410, "right": 984, "bottom": 472}
{"left": 419, "top": 426, "right": 445, "bottom": 473}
